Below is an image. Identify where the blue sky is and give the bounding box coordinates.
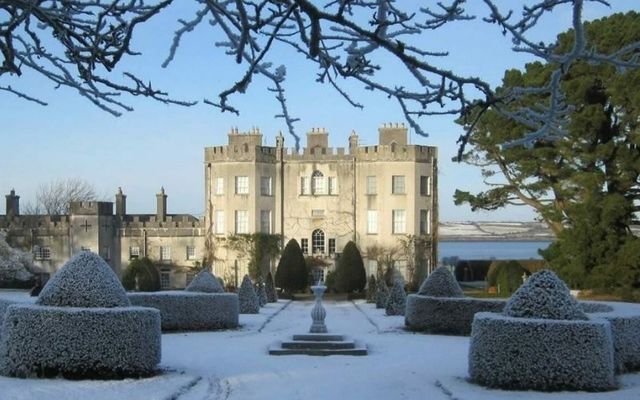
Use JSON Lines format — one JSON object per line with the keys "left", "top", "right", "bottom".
{"left": 0, "top": 1, "right": 636, "bottom": 221}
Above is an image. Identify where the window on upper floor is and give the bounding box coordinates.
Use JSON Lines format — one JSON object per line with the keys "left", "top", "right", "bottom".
{"left": 392, "top": 175, "right": 405, "bottom": 194}
{"left": 215, "top": 177, "right": 224, "bottom": 195}
{"left": 420, "top": 176, "right": 431, "bottom": 196}
{"left": 235, "top": 210, "right": 249, "bottom": 234}
{"left": 392, "top": 209, "right": 406, "bottom": 234}
{"left": 260, "top": 210, "right": 272, "bottom": 233}
{"left": 261, "top": 176, "right": 272, "bottom": 196}
{"left": 301, "top": 177, "right": 310, "bottom": 195}
{"left": 235, "top": 176, "right": 249, "bottom": 195}
{"left": 328, "top": 177, "right": 337, "bottom": 195}
{"left": 420, "top": 209, "right": 431, "bottom": 235}
{"left": 186, "top": 246, "right": 196, "bottom": 260}
{"left": 301, "top": 238, "right": 309, "bottom": 254}
{"left": 366, "top": 176, "right": 377, "bottom": 195}
{"left": 367, "top": 210, "right": 378, "bottom": 234}
{"left": 215, "top": 210, "right": 225, "bottom": 235}
{"left": 160, "top": 246, "right": 171, "bottom": 261}
{"left": 312, "top": 170, "right": 326, "bottom": 195}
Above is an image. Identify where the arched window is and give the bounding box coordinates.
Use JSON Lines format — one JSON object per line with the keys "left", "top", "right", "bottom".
{"left": 312, "top": 170, "right": 325, "bottom": 195}
{"left": 312, "top": 229, "right": 325, "bottom": 254}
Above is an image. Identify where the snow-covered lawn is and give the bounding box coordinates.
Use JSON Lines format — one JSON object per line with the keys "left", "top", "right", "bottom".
{"left": 0, "top": 294, "right": 639, "bottom": 399}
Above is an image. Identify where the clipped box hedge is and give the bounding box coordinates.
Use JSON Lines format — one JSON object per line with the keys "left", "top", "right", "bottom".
{"left": 405, "top": 295, "right": 505, "bottom": 335}
{"left": 587, "top": 302, "right": 640, "bottom": 373}
{"left": 468, "top": 312, "right": 616, "bottom": 391}
{"left": 0, "top": 304, "right": 161, "bottom": 379}
{"left": 128, "top": 292, "right": 239, "bottom": 331}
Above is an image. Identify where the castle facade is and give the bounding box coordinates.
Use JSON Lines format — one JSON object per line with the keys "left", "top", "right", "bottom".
{"left": 1, "top": 124, "right": 437, "bottom": 288}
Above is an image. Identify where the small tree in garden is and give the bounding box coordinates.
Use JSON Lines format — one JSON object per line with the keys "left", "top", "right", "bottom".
{"left": 366, "top": 275, "right": 377, "bottom": 303}
{"left": 121, "top": 257, "right": 160, "bottom": 292}
{"left": 265, "top": 272, "right": 278, "bottom": 303}
{"left": 238, "top": 275, "right": 260, "bottom": 314}
{"left": 386, "top": 278, "right": 407, "bottom": 316}
{"left": 275, "top": 239, "right": 308, "bottom": 295}
{"left": 255, "top": 281, "right": 268, "bottom": 307}
{"left": 335, "top": 241, "right": 366, "bottom": 293}
{"left": 375, "top": 280, "right": 389, "bottom": 309}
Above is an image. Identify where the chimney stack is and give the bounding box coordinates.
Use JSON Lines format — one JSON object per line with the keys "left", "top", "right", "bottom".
{"left": 156, "top": 187, "right": 167, "bottom": 222}
{"left": 115, "top": 187, "right": 126, "bottom": 216}
{"left": 5, "top": 189, "right": 19, "bottom": 219}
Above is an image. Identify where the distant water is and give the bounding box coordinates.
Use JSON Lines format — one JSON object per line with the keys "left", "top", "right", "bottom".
{"left": 438, "top": 241, "right": 552, "bottom": 261}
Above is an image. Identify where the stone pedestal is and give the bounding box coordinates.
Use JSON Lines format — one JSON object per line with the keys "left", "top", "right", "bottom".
{"left": 309, "top": 285, "right": 328, "bottom": 333}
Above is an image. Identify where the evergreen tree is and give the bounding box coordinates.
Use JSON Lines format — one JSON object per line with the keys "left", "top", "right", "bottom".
{"left": 255, "top": 280, "right": 268, "bottom": 307}
{"left": 366, "top": 275, "right": 377, "bottom": 303}
{"left": 265, "top": 271, "right": 278, "bottom": 303}
{"left": 121, "top": 258, "right": 160, "bottom": 292}
{"left": 335, "top": 241, "right": 366, "bottom": 293}
{"left": 454, "top": 12, "right": 640, "bottom": 291}
{"left": 275, "top": 239, "right": 308, "bottom": 294}
{"left": 385, "top": 278, "right": 407, "bottom": 316}
{"left": 238, "top": 275, "right": 260, "bottom": 314}
{"left": 375, "top": 280, "right": 389, "bottom": 309}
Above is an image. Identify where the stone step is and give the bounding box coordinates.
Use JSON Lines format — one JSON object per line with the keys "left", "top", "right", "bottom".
{"left": 269, "top": 343, "right": 368, "bottom": 356}
{"left": 281, "top": 340, "right": 356, "bottom": 350}
{"left": 292, "top": 334, "right": 344, "bottom": 342}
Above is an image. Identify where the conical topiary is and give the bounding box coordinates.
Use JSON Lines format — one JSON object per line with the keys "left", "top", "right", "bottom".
{"left": 238, "top": 275, "right": 260, "bottom": 314}
{"left": 255, "top": 281, "right": 268, "bottom": 307}
{"left": 366, "top": 275, "right": 377, "bottom": 303}
{"left": 385, "top": 278, "right": 407, "bottom": 316}
{"left": 185, "top": 270, "right": 224, "bottom": 293}
{"left": 418, "top": 266, "right": 464, "bottom": 297}
{"left": 375, "top": 279, "right": 389, "bottom": 309}
{"left": 503, "top": 269, "right": 587, "bottom": 320}
{"left": 275, "top": 239, "right": 308, "bottom": 294}
{"left": 37, "top": 251, "right": 130, "bottom": 308}
{"left": 265, "top": 271, "right": 278, "bottom": 302}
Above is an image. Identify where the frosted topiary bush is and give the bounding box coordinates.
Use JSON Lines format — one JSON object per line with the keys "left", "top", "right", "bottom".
{"left": 256, "top": 282, "right": 267, "bottom": 307}
{"left": 0, "top": 232, "right": 35, "bottom": 282}
{"left": 185, "top": 270, "right": 224, "bottom": 293}
{"left": 366, "top": 275, "right": 377, "bottom": 303}
{"left": 503, "top": 270, "right": 587, "bottom": 320}
{"left": 385, "top": 279, "right": 406, "bottom": 316}
{"left": 239, "top": 275, "right": 259, "bottom": 314}
{"left": 128, "top": 292, "right": 238, "bottom": 331}
{"left": 468, "top": 270, "right": 616, "bottom": 391}
{"left": 0, "top": 304, "right": 160, "bottom": 378}
{"left": 265, "top": 272, "right": 278, "bottom": 303}
{"left": 405, "top": 296, "right": 505, "bottom": 335}
{"left": 0, "top": 251, "right": 161, "bottom": 379}
{"left": 417, "top": 266, "right": 464, "bottom": 297}
{"left": 375, "top": 280, "right": 389, "bottom": 309}
{"left": 37, "top": 252, "right": 129, "bottom": 308}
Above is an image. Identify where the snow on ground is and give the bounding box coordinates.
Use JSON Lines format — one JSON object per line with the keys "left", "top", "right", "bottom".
{"left": 0, "top": 295, "right": 639, "bottom": 400}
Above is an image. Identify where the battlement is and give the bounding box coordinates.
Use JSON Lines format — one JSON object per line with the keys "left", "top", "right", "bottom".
{"left": 228, "top": 127, "right": 263, "bottom": 147}
{"left": 204, "top": 144, "right": 278, "bottom": 163}
{"left": 355, "top": 143, "right": 437, "bottom": 162}
{"left": 0, "top": 214, "right": 71, "bottom": 233}
{"left": 69, "top": 201, "right": 113, "bottom": 216}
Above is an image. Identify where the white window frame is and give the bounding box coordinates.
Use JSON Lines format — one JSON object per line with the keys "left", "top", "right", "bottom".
{"left": 420, "top": 176, "right": 431, "bottom": 196}
{"left": 235, "top": 176, "right": 249, "bottom": 195}
{"left": 215, "top": 177, "right": 225, "bottom": 195}
{"left": 328, "top": 177, "right": 337, "bottom": 195}
{"left": 312, "top": 229, "right": 325, "bottom": 254}
{"left": 312, "top": 171, "right": 326, "bottom": 195}
{"left": 235, "top": 210, "right": 248, "bottom": 234}
{"left": 186, "top": 246, "right": 196, "bottom": 260}
{"left": 367, "top": 210, "right": 378, "bottom": 234}
{"left": 260, "top": 210, "right": 272, "bottom": 233}
{"left": 129, "top": 246, "right": 140, "bottom": 259}
{"left": 160, "top": 246, "right": 171, "bottom": 261}
{"left": 392, "top": 175, "right": 405, "bottom": 194}
{"left": 160, "top": 270, "right": 171, "bottom": 289}
{"left": 215, "top": 210, "right": 225, "bottom": 235}
{"left": 420, "top": 209, "right": 431, "bottom": 235}
{"left": 33, "top": 246, "right": 52, "bottom": 261}
{"left": 301, "top": 238, "right": 309, "bottom": 254}
{"left": 260, "top": 176, "right": 272, "bottom": 196}
{"left": 366, "top": 176, "right": 377, "bottom": 195}
{"left": 301, "top": 177, "right": 310, "bottom": 195}
{"left": 392, "top": 209, "right": 406, "bottom": 234}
